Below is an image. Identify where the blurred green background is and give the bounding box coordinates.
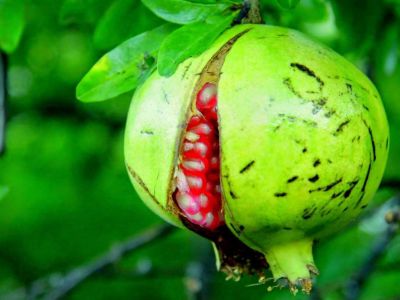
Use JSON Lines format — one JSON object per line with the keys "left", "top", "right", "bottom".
{"left": 0, "top": 0, "right": 399, "bottom": 299}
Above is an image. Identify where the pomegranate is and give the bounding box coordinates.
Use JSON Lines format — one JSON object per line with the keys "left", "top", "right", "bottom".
{"left": 124, "top": 24, "right": 389, "bottom": 292}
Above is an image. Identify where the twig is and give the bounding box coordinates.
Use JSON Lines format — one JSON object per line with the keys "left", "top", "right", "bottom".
{"left": 344, "top": 195, "right": 400, "bottom": 300}
{"left": 26, "top": 224, "right": 176, "bottom": 300}
{"left": 234, "top": 0, "right": 264, "bottom": 25}
{"left": 0, "top": 52, "right": 7, "bottom": 156}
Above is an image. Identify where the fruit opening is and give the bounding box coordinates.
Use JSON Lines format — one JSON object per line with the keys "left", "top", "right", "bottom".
{"left": 169, "top": 29, "right": 268, "bottom": 280}
{"left": 174, "top": 82, "right": 223, "bottom": 230}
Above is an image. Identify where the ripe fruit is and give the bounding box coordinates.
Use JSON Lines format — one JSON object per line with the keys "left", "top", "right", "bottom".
{"left": 124, "top": 24, "right": 389, "bottom": 292}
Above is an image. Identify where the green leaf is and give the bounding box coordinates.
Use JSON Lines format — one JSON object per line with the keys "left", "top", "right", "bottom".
{"left": 59, "top": 0, "right": 113, "bottom": 25}
{"left": 276, "top": 0, "right": 301, "bottom": 9}
{"left": 94, "top": 0, "right": 163, "bottom": 50}
{"left": 157, "top": 14, "right": 235, "bottom": 77}
{"left": 76, "top": 24, "right": 176, "bottom": 103}
{"left": 0, "top": 186, "right": 8, "bottom": 201}
{"left": 141, "top": 0, "right": 231, "bottom": 24}
{"left": 0, "top": 0, "right": 25, "bottom": 53}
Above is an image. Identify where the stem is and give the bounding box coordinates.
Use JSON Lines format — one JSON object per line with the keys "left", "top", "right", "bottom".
{"left": 243, "top": 0, "right": 263, "bottom": 24}
{"left": 234, "top": 0, "right": 264, "bottom": 25}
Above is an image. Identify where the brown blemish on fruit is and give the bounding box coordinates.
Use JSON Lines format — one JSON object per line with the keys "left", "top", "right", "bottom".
{"left": 274, "top": 192, "right": 287, "bottom": 197}
{"left": 362, "top": 120, "right": 376, "bottom": 161}
{"left": 287, "top": 176, "right": 299, "bottom": 183}
{"left": 302, "top": 206, "right": 317, "bottom": 219}
{"left": 283, "top": 77, "right": 302, "bottom": 99}
{"left": 290, "top": 63, "right": 324, "bottom": 90}
{"left": 309, "top": 178, "right": 342, "bottom": 193}
{"left": 313, "top": 159, "right": 321, "bottom": 167}
{"left": 331, "top": 191, "right": 343, "bottom": 199}
{"left": 346, "top": 83, "right": 353, "bottom": 93}
{"left": 361, "top": 161, "right": 372, "bottom": 193}
{"left": 324, "top": 109, "right": 336, "bottom": 118}
{"left": 239, "top": 160, "right": 255, "bottom": 174}
{"left": 140, "top": 130, "right": 154, "bottom": 135}
{"left": 302, "top": 147, "right": 308, "bottom": 153}
{"left": 308, "top": 175, "right": 319, "bottom": 183}
{"left": 343, "top": 179, "right": 359, "bottom": 198}
{"left": 223, "top": 174, "right": 238, "bottom": 200}
{"left": 334, "top": 120, "right": 350, "bottom": 135}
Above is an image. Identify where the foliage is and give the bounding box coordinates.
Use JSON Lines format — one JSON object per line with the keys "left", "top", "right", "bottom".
{"left": 0, "top": 0, "right": 399, "bottom": 299}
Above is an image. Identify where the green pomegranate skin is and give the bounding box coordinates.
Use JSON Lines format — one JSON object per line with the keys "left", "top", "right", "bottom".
{"left": 124, "top": 24, "right": 389, "bottom": 288}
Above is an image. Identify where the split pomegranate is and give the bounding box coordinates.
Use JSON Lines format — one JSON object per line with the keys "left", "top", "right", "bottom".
{"left": 124, "top": 24, "right": 389, "bottom": 293}
{"left": 174, "top": 83, "right": 223, "bottom": 230}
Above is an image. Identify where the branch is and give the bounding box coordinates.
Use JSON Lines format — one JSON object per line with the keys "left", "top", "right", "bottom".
{"left": 26, "top": 224, "right": 176, "bottom": 300}
{"left": 344, "top": 194, "right": 400, "bottom": 300}
{"left": 0, "top": 52, "right": 7, "bottom": 156}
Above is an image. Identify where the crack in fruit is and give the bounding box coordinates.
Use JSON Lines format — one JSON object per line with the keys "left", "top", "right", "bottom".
{"left": 174, "top": 83, "right": 223, "bottom": 230}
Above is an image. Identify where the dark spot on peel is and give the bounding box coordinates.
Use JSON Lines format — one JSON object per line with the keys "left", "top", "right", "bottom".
{"left": 331, "top": 191, "right": 343, "bottom": 199}
{"left": 287, "top": 176, "right": 299, "bottom": 183}
{"left": 334, "top": 120, "right": 350, "bottom": 135}
{"left": 274, "top": 192, "right": 287, "bottom": 197}
{"left": 342, "top": 207, "right": 349, "bottom": 212}
{"left": 308, "top": 175, "right": 319, "bottom": 182}
{"left": 302, "top": 206, "right": 317, "bottom": 219}
{"left": 361, "top": 204, "right": 368, "bottom": 209}
{"left": 290, "top": 63, "right": 325, "bottom": 89}
{"left": 343, "top": 180, "right": 359, "bottom": 198}
{"left": 361, "top": 161, "right": 372, "bottom": 193}
{"left": 313, "top": 159, "right": 321, "bottom": 167}
{"left": 229, "top": 190, "right": 238, "bottom": 199}
{"left": 309, "top": 178, "right": 343, "bottom": 193}
{"left": 239, "top": 225, "right": 245, "bottom": 231}
{"left": 283, "top": 226, "right": 292, "bottom": 230}
{"left": 302, "top": 147, "right": 308, "bottom": 153}
{"left": 239, "top": 160, "right": 255, "bottom": 174}
{"left": 283, "top": 77, "right": 302, "bottom": 99}
{"left": 140, "top": 130, "right": 154, "bottom": 135}
{"left": 362, "top": 104, "right": 369, "bottom": 111}
{"left": 363, "top": 120, "right": 376, "bottom": 161}
{"left": 346, "top": 83, "right": 353, "bottom": 93}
